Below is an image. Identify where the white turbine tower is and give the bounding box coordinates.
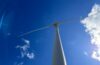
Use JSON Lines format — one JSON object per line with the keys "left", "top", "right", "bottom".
{"left": 19, "top": 22, "right": 67, "bottom": 65}
{"left": 53, "top": 22, "right": 67, "bottom": 65}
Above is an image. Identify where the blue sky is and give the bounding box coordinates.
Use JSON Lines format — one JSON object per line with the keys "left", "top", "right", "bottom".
{"left": 0, "top": 0, "right": 100, "bottom": 65}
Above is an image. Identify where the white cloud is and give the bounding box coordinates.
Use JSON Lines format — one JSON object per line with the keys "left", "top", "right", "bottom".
{"left": 27, "top": 52, "right": 35, "bottom": 59}
{"left": 91, "top": 51, "right": 100, "bottom": 61}
{"left": 16, "top": 38, "right": 34, "bottom": 59}
{"left": 22, "top": 38, "right": 30, "bottom": 45}
{"left": 81, "top": 4, "right": 100, "bottom": 61}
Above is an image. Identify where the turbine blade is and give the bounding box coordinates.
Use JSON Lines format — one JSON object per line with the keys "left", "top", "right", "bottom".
{"left": 18, "top": 24, "right": 51, "bottom": 37}
{"left": 18, "top": 19, "right": 75, "bottom": 37}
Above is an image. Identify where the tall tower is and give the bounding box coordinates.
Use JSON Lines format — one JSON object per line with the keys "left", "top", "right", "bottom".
{"left": 18, "top": 22, "right": 67, "bottom": 65}
{"left": 53, "top": 23, "right": 67, "bottom": 65}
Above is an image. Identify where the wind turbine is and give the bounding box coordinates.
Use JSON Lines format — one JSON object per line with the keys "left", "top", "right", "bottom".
{"left": 19, "top": 22, "right": 67, "bottom": 65}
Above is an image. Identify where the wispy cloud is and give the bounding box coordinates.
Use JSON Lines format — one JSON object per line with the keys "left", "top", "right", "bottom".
{"left": 14, "top": 62, "right": 24, "bottom": 65}
{"left": 16, "top": 38, "right": 34, "bottom": 59}
{"left": 0, "top": 14, "right": 5, "bottom": 29}
{"left": 15, "top": 38, "right": 34, "bottom": 65}
{"left": 81, "top": 4, "right": 100, "bottom": 61}
{"left": 84, "top": 51, "right": 88, "bottom": 56}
